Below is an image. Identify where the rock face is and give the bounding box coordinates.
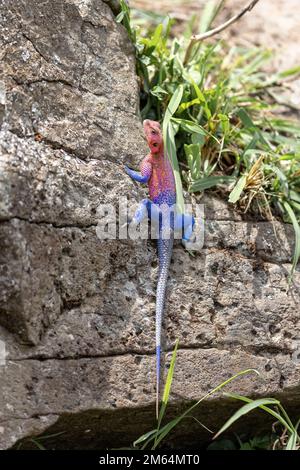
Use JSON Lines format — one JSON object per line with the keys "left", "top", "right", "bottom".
{"left": 0, "top": 0, "right": 300, "bottom": 450}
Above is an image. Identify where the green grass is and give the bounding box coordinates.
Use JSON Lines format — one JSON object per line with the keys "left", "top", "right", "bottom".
{"left": 16, "top": 344, "right": 299, "bottom": 451}
{"left": 16, "top": 432, "right": 65, "bottom": 450}
{"left": 214, "top": 392, "right": 300, "bottom": 450}
{"left": 117, "top": 0, "right": 300, "bottom": 277}
{"left": 131, "top": 341, "right": 299, "bottom": 450}
{"left": 131, "top": 340, "right": 260, "bottom": 450}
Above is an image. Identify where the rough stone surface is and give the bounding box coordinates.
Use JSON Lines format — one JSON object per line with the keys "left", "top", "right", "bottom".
{"left": 1, "top": 0, "right": 300, "bottom": 450}
{"left": 0, "top": 0, "right": 143, "bottom": 161}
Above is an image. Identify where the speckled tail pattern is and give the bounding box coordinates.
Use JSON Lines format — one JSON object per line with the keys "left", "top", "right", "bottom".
{"left": 155, "top": 229, "right": 174, "bottom": 418}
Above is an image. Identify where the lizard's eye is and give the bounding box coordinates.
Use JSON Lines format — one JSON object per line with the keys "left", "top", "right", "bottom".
{"left": 151, "top": 129, "right": 157, "bottom": 135}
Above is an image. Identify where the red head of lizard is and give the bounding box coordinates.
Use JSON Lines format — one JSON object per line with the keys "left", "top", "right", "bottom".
{"left": 143, "top": 119, "right": 163, "bottom": 155}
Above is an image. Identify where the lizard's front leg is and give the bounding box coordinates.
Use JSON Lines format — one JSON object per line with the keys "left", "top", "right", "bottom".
{"left": 125, "top": 167, "right": 149, "bottom": 183}
{"left": 125, "top": 159, "right": 152, "bottom": 184}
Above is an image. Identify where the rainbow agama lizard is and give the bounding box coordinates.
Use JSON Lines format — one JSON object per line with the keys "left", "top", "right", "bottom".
{"left": 125, "top": 119, "right": 195, "bottom": 417}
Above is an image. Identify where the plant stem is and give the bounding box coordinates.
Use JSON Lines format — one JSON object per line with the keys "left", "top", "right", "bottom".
{"left": 183, "top": 0, "right": 261, "bottom": 65}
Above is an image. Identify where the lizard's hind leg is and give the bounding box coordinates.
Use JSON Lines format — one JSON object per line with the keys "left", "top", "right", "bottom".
{"left": 131, "top": 198, "right": 161, "bottom": 225}
{"left": 175, "top": 213, "right": 195, "bottom": 243}
{"left": 131, "top": 198, "right": 150, "bottom": 224}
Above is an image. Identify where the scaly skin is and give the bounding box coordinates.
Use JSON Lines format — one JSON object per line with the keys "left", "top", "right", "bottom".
{"left": 125, "top": 119, "right": 194, "bottom": 418}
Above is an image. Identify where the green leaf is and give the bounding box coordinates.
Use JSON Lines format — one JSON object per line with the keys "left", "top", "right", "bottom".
{"left": 150, "top": 85, "right": 169, "bottom": 100}
{"left": 278, "top": 65, "right": 300, "bottom": 79}
{"left": 218, "top": 113, "right": 230, "bottom": 134}
{"left": 152, "top": 417, "right": 182, "bottom": 449}
{"left": 190, "top": 175, "right": 235, "bottom": 192}
{"left": 269, "top": 118, "right": 300, "bottom": 136}
{"left": 29, "top": 439, "right": 46, "bottom": 450}
{"left": 184, "top": 143, "right": 202, "bottom": 180}
{"left": 133, "top": 429, "right": 157, "bottom": 448}
{"left": 228, "top": 175, "right": 247, "bottom": 203}
{"left": 285, "top": 431, "right": 298, "bottom": 450}
{"left": 290, "top": 190, "right": 300, "bottom": 204}
{"left": 33, "top": 432, "right": 65, "bottom": 441}
{"left": 192, "top": 81, "right": 212, "bottom": 120}
{"left": 222, "top": 393, "right": 295, "bottom": 434}
{"left": 163, "top": 85, "right": 185, "bottom": 213}
{"left": 237, "top": 108, "right": 270, "bottom": 147}
{"left": 178, "top": 98, "right": 201, "bottom": 113}
{"left": 151, "top": 369, "right": 258, "bottom": 449}
{"left": 160, "top": 340, "right": 179, "bottom": 416}
{"left": 285, "top": 419, "right": 300, "bottom": 450}
{"left": 115, "top": 11, "right": 125, "bottom": 23}
{"left": 163, "top": 84, "right": 184, "bottom": 125}
{"left": 192, "top": 133, "right": 206, "bottom": 145}
{"left": 152, "top": 340, "right": 179, "bottom": 449}
{"left": 116, "top": 0, "right": 133, "bottom": 40}
{"left": 241, "top": 50, "right": 272, "bottom": 76}
{"left": 150, "top": 23, "right": 163, "bottom": 47}
{"left": 165, "top": 121, "right": 184, "bottom": 213}
{"left": 237, "top": 108, "right": 256, "bottom": 129}
{"left": 283, "top": 201, "right": 300, "bottom": 277}
{"left": 142, "top": 23, "right": 163, "bottom": 55}
{"left": 214, "top": 397, "right": 281, "bottom": 440}
{"left": 199, "top": 0, "right": 225, "bottom": 33}
{"left": 172, "top": 118, "right": 220, "bottom": 145}
{"left": 172, "top": 118, "right": 207, "bottom": 136}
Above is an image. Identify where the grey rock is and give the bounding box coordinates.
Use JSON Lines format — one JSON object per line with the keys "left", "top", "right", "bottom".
{"left": 0, "top": 0, "right": 144, "bottom": 162}
{"left": 0, "top": 0, "right": 300, "bottom": 450}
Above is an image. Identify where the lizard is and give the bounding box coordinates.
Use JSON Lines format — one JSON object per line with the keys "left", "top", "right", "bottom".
{"left": 125, "top": 119, "right": 195, "bottom": 418}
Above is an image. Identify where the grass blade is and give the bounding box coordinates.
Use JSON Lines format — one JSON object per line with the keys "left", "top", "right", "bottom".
{"left": 151, "top": 369, "right": 258, "bottom": 449}
{"left": 199, "top": 0, "right": 225, "bottom": 33}
{"left": 155, "top": 340, "right": 179, "bottom": 443}
{"left": 163, "top": 84, "right": 184, "bottom": 126}
{"left": 133, "top": 429, "right": 157, "bottom": 447}
{"left": 285, "top": 418, "right": 300, "bottom": 450}
{"left": 165, "top": 121, "right": 185, "bottom": 213}
{"left": 228, "top": 175, "right": 247, "bottom": 203}
{"left": 278, "top": 65, "right": 300, "bottom": 78}
{"left": 214, "top": 397, "right": 281, "bottom": 440}
{"left": 29, "top": 439, "right": 46, "bottom": 450}
{"left": 163, "top": 85, "right": 185, "bottom": 213}
{"left": 190, "top": 175, "right": 235, "bottom": 192}
{"left": 285, "top": 431, "right": 298, "bottom": 450}
{"left": 161, "top": 340, "right": 179, "bottom": 407}
{"left": 223, "top": 392, "right": 294, "bottom": 433}
{"left": 184, "top": 143, "right": 202, "bottom": 180}
{"left": 283, "top": 201, "right": 300, "bottom": 277}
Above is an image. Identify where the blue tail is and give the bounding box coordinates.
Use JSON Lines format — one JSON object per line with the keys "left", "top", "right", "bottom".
{"left": 155, "top": 234, "right": 173, "bottom": 419}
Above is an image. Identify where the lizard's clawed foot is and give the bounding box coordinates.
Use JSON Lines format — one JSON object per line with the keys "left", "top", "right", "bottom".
{"left": 182, "top": 231, "right": 196, "bottom": 247}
